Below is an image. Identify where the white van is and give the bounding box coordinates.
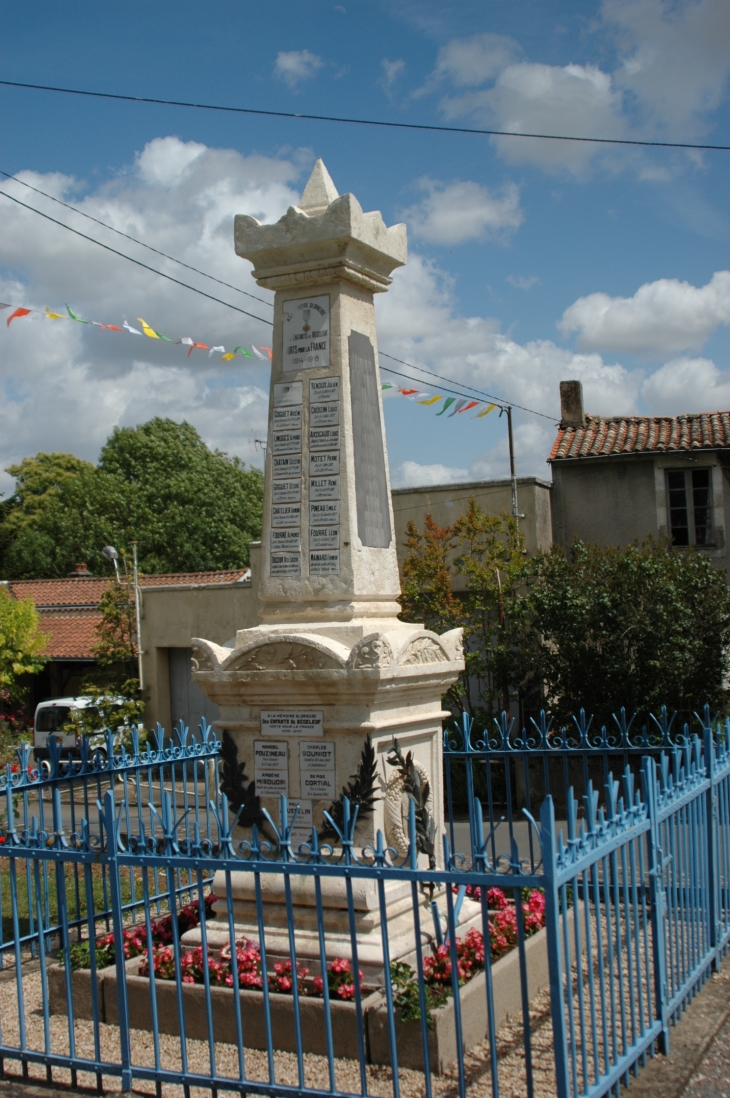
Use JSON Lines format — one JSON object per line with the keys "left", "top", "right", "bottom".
{"left": 33, "top": 696, "right": 131, "bottom": 761}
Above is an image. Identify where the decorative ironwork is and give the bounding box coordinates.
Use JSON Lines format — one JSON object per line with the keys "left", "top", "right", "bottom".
{"left": 319, "top": 733, "right": 379, "bottom": 840}
{"left": 218, "top": 729, "right": 266, "bottom": 829}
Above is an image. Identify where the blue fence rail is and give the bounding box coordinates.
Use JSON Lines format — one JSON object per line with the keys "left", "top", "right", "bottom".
{"left": 0, "top": 708, "right": 728, "bottom": 1098}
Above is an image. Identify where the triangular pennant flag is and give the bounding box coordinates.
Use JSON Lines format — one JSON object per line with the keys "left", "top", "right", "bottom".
{"left": 6, "top": 307, "right": 31, "bottom": 327}
{"left": 208, "top": 345, "right": 226, "bottom": 356}
{"left": 177, "top": 336, "right": 194, "bottom": 346}
{"left": 435, "top": 397, "right": 456, "bottom": 416}
{"left": 418, "top": 395, "right": 442, "bottom": 406}
{"left": 448, "top": 399, "right": 469, "bottom": 417}
{"left": 398, "top": 387, "right": 419, "bottom": 396}
{"left": 381, "top": 383, "right": 394, "bottom": 390}
{"left": 474, "top": 403, "right": 497, "bottom": 419}
{"left": 95, "top": 323, "right": 124, "bottom": 331}
{"left": 187, "top": 342, "right": 208, "bottom": 357}
{"left": 457, "top": 401, "right": 480, "bottom": 414}
{"left": 260, "top": 346, "right": 273, "bottom": 360}
{"left": 0, "top": 303, "right": 12, "bottom": 312}
{"left": 123, "top": 319, "right": 142, "bottom": 335}
{"left": 221, "top": 352, "right": 237, "bottom": 361}
{"left": 45, "top": 307, "right": 66, "bottom": 320}
{"left": 233, "top": 345, "right": 254, "bottom": 358}
{"left": 251, "top": 345, "right": 268, "bottom": 360}
{"left": 138, "top": 318, "right": 160, "bottom": 339}
{"left": 66, "top": 304, "right": 88, "bottom": 323}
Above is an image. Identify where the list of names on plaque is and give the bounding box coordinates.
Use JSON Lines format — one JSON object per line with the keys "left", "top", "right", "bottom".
{"left": 287, "top": 798, "right": 313, "bottom": 845}
{"left": 272, "top": 479, "right": 301, "bottom": 504}
{"left": 299, "top": 740, "right": 336, "bottom": 801}
{"left": 271, "top": 503, "right": 301, "bottom": 528}
{"left": 306, "top": 376, "right": 341, "bottom": 575}
{"left": 270, "top": 380, "right": 303, "bottom": 575}
{"left": 310, "top": 475, "right": 339, "bottom": 501}
{"left": 254, "top": 740, "right": 289, "bottom": 796}
{"left": 309, "top": 500, "right": 340, "bottom": 525}
{"left": 273, "top": 454, "right": 301, "bottom": 479}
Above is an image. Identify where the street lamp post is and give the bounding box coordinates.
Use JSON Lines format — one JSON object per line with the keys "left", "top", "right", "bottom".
{"left": 101, "top": 544, "right": 144, "bottom": 692}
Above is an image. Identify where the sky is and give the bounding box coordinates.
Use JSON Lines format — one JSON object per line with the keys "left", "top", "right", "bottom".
{"left": 1, "top": 0, "right": 729, "bottom": 499}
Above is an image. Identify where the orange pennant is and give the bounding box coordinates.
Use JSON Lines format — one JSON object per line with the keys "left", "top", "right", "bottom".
{"left": 6, "top": 307, "right": 31, "bottom": 327}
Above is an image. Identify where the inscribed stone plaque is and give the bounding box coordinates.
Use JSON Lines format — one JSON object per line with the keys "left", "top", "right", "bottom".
{"left": 254, "top": 741, "right": 288, "bottom": 769}
{"left": 272, "top": 430, "right": 302, "bottom": 455}
{"left": 309, "top": 526, "right": 339, "bottom": 550}
{"left": 309, "top": 501, "right": 340, "bottom": 525}
{"left": 310, "top": 377, "right": 339, "bottom": 402}
{"left": 271, "top": 528, "right": 301, "bottom": 552}
{"left": 272, "top": 406, "right": 302, "bottom": 431}
{"left": 282, "top": 295, "right": 330, "bottom": 372}
{"left": 272, "top": 479, "right": 301, "bottom": 504}
{"left": 271, "top": 504, "right": 301, "bottom": 528}
{"left": 300, "top": 770, "right": 337, "bottom": 800}
{"left": 287, "top": 799, "right": 313, "bottom": 846}
{"left": 299, "top": 740, "right": 335, "bottom": 770}
{"left": 309, "top": 551, "right": 340, "bottom": 575}
{"left": 310, "top": 402, "right": 339, "bottom": 427}
{"left": 309, "top": 451, "right": 340, "bottom": 476}
{"left": 309, "top": 426, "right": 340, "bottom": 451}
{"left": 274, "top": 381, "right": 303, "bottom": 406}
{"left": 348, "top": 331, "right": 392, "bottom": 548}
{"left": 260, "top": 712, "right": 324, "bottom": 736}
{"left": 310, "top": 476, "right": 339, "bottom": 501}
{"left": 270, "top": 553, "right": 300, "bottom": 577}
{"left": 273, "top": 454, "right": 301, "bottom": 479}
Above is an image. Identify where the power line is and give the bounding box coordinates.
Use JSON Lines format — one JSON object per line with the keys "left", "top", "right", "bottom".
{"left": 0, "top": 168, "right": 273, "bottom": 309}
{"left": 0, "top": 180, "right": 554, "bottom": 421}
{"left": 1, "top": 78, "right": 729, "bottom": 153}
{"left": 0, "top": 188, "right": 273, "bottom": 326}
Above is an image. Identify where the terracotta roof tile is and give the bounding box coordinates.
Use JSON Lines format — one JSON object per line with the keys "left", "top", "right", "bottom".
{"left": 5, "top": 568, "right": 250, "bottom": 610}
{"left": 549, "top": 410, "right": 730, "bottom": 462}
{"left": 37, "top": 614, "right": 104, "bottom": 660}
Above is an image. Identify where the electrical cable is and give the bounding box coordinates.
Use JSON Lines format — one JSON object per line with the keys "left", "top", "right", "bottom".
{"left": 0, "top": 168, "right": 273, "bottom": 309}
{"left": 0, "top": 187, "right": 273, "bottom": 326}
{"left": 1, "top": 78, "right": 729, "bottom": 152}
{"left": 0, "top": 180, "right": 555, "bottom": 420}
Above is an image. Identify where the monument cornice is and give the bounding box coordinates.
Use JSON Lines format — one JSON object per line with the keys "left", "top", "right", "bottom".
{"left": 249, "top": 257, "right": 393, "bottom": 295}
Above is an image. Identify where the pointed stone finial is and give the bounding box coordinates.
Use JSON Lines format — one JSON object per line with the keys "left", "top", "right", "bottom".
{"left": 299, "top": 158, "right": 339, "bottom": 215}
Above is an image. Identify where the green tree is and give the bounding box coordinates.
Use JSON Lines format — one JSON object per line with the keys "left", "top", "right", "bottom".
{"left": 400, "top": 502, "right": 527, "bottom": 721}
{"left": 0, "top": 587, "right": 48, "bottom": 706}
{"left": 0, "top": 419, "right": 263, "bottom": 578}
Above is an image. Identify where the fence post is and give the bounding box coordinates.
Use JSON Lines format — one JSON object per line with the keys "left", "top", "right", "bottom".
{"left": 640, "top": 757, "right": 670, "bottom": 1055}
{"left": 540, "top": 794, "right": 571, "bottom": 1098}
{"left": 104, "top": 789, "right": 133, "bottom": 1092}
{"left": 703, "top": 725, "right": 721, "bottom": 972}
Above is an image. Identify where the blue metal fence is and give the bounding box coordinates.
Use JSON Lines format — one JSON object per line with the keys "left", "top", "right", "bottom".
{"left": 0, "top": 708, "right": 728, "bottom": 1098}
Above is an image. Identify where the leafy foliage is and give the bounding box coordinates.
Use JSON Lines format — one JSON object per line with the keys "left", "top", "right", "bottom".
{"left": 320, "top": 734, "right": 379, "bottom": 838}
{"left": 0, "top": 419, "right": 263, "bottom": 578}
{"left": 0, "top": 587, "right": 48, "bottom": 706}
{"left": 218, "top": 730, "right": 265, "bottom": 828}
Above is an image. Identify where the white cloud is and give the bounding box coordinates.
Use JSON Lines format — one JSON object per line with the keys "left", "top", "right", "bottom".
{"left": 393, "top": 461, "right": 470, "bottom": 487}
{"left": 641, "top": 356, "right": 730, "bottom": 412}
{"left": 402, "top": 179, "right": 523, "bottom": 245}
{"left": 0, "top": 137, "right": 306, "bottom": 496}
{"left": 380, "top": 59, "right": 405, "bottom": 94}
{"left": 274, "top": 50, "right": 324, "bottom": 88}
{"left": 441, "top": 62, "right": 625, "bottom": 174}
{"left": 507, "top": 274, "right": 540, "bottom": 290}
{"left": 422, "top": 32, "right": 520, "bottom": 91}
{"left": 558, "top": 270, "right": 730, "bottom": 354}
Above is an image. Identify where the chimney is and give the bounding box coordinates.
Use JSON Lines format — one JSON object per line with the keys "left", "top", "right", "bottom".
{"left": 560, "top": 380, "right": 585, "bottom": 428}
{"left": 69, "top": 562, "right": 93, "bottom": 577}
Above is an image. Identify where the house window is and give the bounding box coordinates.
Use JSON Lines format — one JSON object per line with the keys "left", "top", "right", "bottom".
{"left": 666, "top": 469, "right": 713, "bottom": 546}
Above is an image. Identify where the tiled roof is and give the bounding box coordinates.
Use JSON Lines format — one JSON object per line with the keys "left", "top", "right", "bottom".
{"left": 36, "top": 614, "right": 104, "bottom": 659}
{"left": 5, "top": 568, "right": 250, "bottom": 609}
{"left": 549, "top": 411, "right": 730, "bottom": 462}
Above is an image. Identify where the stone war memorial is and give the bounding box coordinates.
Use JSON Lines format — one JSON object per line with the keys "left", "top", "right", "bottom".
{"left": 190, "top": 160, "right": 470, "bottom": 976}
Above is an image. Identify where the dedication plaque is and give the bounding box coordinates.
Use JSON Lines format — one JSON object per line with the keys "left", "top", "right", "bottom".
{"left": 272, "top": 430, "right": 302, "bottom": 455}
{"left": 254, "top": 740, "right": 289, "bottom": 796}
{"left": 299, "top": 740, "right": 336, "bottom": 801}
{"left": 310, "top": 475, "right": 339, "bottom": 501}
{"left": 273, "top": 454, "right": 301, "bottom": 479}
{"left": 271, "top": 528, "right": 301, "bottom": 552}
{"left": 310, "top": 402, "right": 339, "bottom": 427}
{"left": 274, "top": 381, "right": 303, "bottom": 406}
{"left": 272, "top": 479, "right": 301, "bottom": 504}
{"left": 310, "top": 526, "right": 339, "bottom": 550}
{"left": 310, "top": 550, "right": 340, "bottom": 575}
{"left": 270, "top": 553, "right": 300, "bottom": 577}
{"left": 310, "top": 451, "right": 340, "bottom": 477}
{"left": 260, "top": 711, "right": 324, "bottom": 736}
{"left": 349, "top": 331, "right": 392, "bottom": 548}
{"left": 271, "top": 504, "right": 301, "bottom": 528}
{"left": 309, "top": 426, "right": 340, "bottom": 451}
{"left": 272, "top": 406, "right": 302, "bottom": 431}
{"left": 282, "top": 295, "right": 330, "bottom": 372}
{"left": 310, "top": 377, "right": 339, "bottom": 402}
{"left": 287, "top": 799, "right": 313, "bottom": 846}
{"left": 309, "top": 501, "right": 339, "bottom": 525}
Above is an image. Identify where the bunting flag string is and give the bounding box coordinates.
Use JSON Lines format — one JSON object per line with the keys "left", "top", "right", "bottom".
{"left": 0, "top": 300, "right": 269, "bottom": 363}
{"left": 381, "top": 383, "right": 500, "bottom": 420}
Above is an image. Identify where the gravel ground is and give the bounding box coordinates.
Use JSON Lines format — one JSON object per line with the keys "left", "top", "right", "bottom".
{"left": 679, "top": 1011, "right": 730, "bottom": 1098}
{"left": 0, "top": 970, "right": 560, "bottom": 1098}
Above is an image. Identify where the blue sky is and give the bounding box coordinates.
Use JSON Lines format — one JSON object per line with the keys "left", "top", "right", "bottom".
{"left": 1, "top": 0, "right": 729, "bottom": 495}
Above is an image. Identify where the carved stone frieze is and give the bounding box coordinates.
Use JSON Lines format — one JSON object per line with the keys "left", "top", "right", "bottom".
{"left": 349, "top": 634, "right": 394, "bottom": 669}
{"left": 229, "top": 641, "right": 342, "bottom": 672}
{"left": 399, "top": 636, "right": 449, "bottom": 666}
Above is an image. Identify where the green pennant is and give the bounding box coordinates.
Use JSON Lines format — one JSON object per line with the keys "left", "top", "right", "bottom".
{"left": 66, "top": 304, "right": 89, "bottom": 324}
{"left": 435, "top": 397, "right": 456, "bottom": 416}
{"left": 233, "top": 345, "right": 255, "bottom": 358}
{"left": 155, "top": 330, "right": 175, "bottom": 341}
